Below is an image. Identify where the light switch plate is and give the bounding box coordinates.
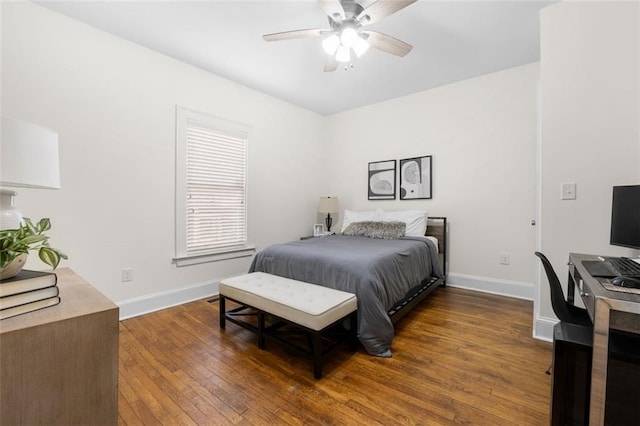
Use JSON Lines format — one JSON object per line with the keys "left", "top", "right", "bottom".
{"left": 561, "top": 183, "right": 577, "bottom": 200}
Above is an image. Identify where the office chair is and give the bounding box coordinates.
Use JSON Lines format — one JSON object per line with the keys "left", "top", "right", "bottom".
{"left": 535, "top": 251, "right": 592, "bottom": 376}
{"left": 535, "top": 252, "right": 592, "bottom": 327}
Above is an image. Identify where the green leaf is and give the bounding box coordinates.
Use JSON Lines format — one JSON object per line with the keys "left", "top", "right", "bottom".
{"left": 0, "top": 237, "right": 13, "bottom": 250}
{"left": 38, "top": 218, "right": 52, "bottom": 233}
{"left": 39, "top": 247, "right": 60, "bottom": 269}
{"left": 23, "top": 218, "right": 37, "bottom": 234}
{"left": 18, "top": 235, "right": 48, "bottom": 245}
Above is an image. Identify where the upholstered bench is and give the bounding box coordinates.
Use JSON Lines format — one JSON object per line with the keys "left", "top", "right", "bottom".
{"left": 219, "top": 272, "right": 358, "bottom": 379}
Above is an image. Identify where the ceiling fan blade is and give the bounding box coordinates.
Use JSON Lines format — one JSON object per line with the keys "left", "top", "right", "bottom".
{"left": 324, "top": 55, "right": 338, "bottom": 72}
{"left": 263, "top": 28, "right": 328, "bottom": 42}
{"left": 316, "top": 0, "right": 345, "bottom": 21}
{"left": 363, "top": 31, "right": 413, "bottom": 57}
{"left": 358, "top": 0, "right": 417, "bottom": 26}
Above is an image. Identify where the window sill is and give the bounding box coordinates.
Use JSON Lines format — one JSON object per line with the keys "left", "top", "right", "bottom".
{"left": 173, "top": 246, "right": 256, "bottom": 267}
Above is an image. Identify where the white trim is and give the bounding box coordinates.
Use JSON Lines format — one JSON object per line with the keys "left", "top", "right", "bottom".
{"left": 533, "top": 315, "right": 557, "bottom": 342}
{"left": 173, "top": 246, "right": 256, "bottom": 266}
{"left": 117, "top": 279, "right": 220, "bottom": 320}
{"left": 446, "top": 272, "right": 534, "bottom": 300}
{"left": 534, "top": 76, "right": 544, "bottom": 339}
{"left": 116, "top": 271, "right": 548, "bottom": 339}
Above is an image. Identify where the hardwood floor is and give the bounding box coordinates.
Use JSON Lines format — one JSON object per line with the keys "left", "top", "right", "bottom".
{"left": 118, "top": 286, "right": 552, "bottom": 425}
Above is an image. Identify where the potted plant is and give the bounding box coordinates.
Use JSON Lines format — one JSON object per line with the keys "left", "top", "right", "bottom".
{"left": 0, "top": 218, "right": 68, "bottom": 280}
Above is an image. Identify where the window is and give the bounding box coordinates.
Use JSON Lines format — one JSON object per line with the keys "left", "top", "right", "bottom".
{"left": 175, "top": 107, "right": 253, "bottom": 265}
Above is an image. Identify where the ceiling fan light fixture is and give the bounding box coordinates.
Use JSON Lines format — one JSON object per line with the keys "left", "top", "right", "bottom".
{"left": 262, "top": 0, "right": 417, "bottom": 72}
{"left": 353, "top": 36, "right": 369, "bottom": 57}
{"left": 322, "top": 34, "right": 340, "bottom": 55}
{"left": 339, "top": 27, "right": 359, "bottom": 48}
{"left": 335, "top": 45, "right": 351, "bottom": 63}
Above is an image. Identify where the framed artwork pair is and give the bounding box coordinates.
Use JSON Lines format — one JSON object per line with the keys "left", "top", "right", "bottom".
{"left": 368, "top": 156, "right": 432, "bottom": 201}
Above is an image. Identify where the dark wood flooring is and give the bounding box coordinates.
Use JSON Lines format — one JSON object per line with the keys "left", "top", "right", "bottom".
{"left": 118, "top": 286, "right": 552, "bottom": 425}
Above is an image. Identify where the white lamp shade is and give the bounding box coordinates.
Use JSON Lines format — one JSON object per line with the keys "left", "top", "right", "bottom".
{"left": 340, "top": 27, "right": 359, "bottom": 48}
{"left": 322, "top": 34, "right": 340, "bottom": 55}
{"left": 353, "top": 37, "right": 370, "bottom": 58}
{"left": 335, "top": 45, "right": 351, "bottom": 63}
{"left": 318, "top": 196, "right": 339, "bottom": 213}
{"left": 1, "top": 117, "right": 60, "bottom": 189}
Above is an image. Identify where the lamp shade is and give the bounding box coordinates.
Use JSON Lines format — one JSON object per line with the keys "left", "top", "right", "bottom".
{"left": 318, "top": 196, "right": 339, "bottom": 214}
{"left": 322, "top": 34, "right": 340, "bottom": 55}
{"left": 335, "top": 45, "right": 351, "bottom": 63}
{"left": 1, "top": 117, "right": 60, "bottom": 189}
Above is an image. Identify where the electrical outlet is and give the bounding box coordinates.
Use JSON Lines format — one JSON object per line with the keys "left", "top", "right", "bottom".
{"left": 500, "top": 253, "right": 510, "bottom": 265}
{"left": 561, "top": 182, "right": 577, "bottom": 200}
{"left": 121, "top": 268, "right": 133, "bottom": 282}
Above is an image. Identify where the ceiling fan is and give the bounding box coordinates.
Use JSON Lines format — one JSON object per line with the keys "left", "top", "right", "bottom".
{"left": 263, "top": 0, "right": 417, "bottom": 72}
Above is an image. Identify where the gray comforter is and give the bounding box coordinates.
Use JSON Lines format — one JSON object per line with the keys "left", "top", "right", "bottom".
{"left": 248, "top": 235, "right": 443, "bottom": 356}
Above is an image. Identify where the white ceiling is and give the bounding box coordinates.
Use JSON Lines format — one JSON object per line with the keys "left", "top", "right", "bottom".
{"left": 36, "top": 0, "right": 553, "bottom": 116}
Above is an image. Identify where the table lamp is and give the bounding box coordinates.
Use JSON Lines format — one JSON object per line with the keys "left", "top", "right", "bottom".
{"left": 0, "top": 117, "right": 60, "bottom": 230}
{"left": 318, "top": 196, "right": 339, "bottom": 233}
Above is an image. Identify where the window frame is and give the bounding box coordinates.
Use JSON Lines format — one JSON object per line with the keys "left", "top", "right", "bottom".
{"left": 174, "top": 106, "right": 254, "bottom": 266}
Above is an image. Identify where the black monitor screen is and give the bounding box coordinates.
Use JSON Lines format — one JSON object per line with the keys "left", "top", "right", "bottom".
{"left": 610, "top": 185, "right": 640, "bottom": 250}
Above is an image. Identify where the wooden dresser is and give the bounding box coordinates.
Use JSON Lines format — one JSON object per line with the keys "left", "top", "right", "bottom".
{"left": 0, "top": 268, "right": 119, "bottom": 425}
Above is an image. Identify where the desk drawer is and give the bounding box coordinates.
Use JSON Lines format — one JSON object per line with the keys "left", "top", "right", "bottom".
{"left": 578, "top": 282, "right": 595, "bottom": 315}
{"left": 581, "top": 286, "right": 595, "bottom": 315}
{"left": 573, "top": 268, "right": 595, "bottom": 315}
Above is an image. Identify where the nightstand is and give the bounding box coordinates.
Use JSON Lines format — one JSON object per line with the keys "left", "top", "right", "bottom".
{"left": 0, "top": 268, "right": 119, "bottom": 425}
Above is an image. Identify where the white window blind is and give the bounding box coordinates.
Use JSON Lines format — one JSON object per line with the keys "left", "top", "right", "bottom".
{"left": 175, "top": 107, "right": 252, "bottom": 263}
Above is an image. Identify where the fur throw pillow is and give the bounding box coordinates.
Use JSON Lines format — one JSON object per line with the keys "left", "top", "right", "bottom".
{"left": 342, "top": 221, "right": 406, "bottom": 240}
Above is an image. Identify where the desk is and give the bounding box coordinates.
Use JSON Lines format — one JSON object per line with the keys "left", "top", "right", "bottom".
{"left": 568, "top": 253, "right": 640, "bottom": 425}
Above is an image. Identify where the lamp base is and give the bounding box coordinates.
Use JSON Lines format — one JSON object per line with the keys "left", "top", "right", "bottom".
{"left": 0, "top": 189, "right": 23, "bottom": 230}
{"left": 325, "top": 213, "right": 333, "bottom": 233}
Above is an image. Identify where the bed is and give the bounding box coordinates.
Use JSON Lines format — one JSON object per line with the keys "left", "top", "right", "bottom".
{"left": 248, "top": 212, "right": 447, "bottom": 357}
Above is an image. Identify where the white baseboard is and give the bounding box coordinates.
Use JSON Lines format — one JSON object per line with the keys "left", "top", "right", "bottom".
{"left": 117, "top": 280, "right": 219, "bottom": 320}
{"left": 533, "top": 315, "right": 557, "bottom": 342}
{"left": 117, "top": 273, "right": 553, "bottom": 343}
{"left": 117, "top": 273, "right": 533, "bottom": 320}
{"left": 446, "top": 272, "right": 535, "bottom": 301}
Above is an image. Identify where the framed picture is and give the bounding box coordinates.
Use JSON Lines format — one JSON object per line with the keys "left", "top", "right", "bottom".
{"left": 400, "top": 156, "right": 432, "bottom": 200}
{"left": 368, "top": 160, "right": 396, "bottom": 200}
{"left": 313, "top": 224, "right": 325, "bottom": 237}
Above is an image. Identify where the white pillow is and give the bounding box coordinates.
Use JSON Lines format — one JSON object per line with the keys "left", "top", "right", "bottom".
{"left": 379, "top": 210, "right": 428, "bottom": 237}
{"left": 340, "top": 209, "right": 381, "bottom": 233}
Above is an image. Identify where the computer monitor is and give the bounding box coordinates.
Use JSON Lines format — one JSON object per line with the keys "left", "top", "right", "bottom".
{"left": 610, "top": 185, "right": 640, "bottom": 250}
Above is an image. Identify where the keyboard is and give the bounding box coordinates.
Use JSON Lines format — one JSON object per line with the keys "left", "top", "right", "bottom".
{"left": 604, "top": 257, "right": 640, "bottom": 278}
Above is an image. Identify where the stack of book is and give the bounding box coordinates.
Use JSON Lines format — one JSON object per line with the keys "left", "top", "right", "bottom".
{"left": 0, "top": 270, "right": 61, "bottom": 320}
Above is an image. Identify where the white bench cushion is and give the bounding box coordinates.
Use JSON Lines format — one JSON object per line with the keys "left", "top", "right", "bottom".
{"left": 219, "top": 272, "right": 357, "bottom": 331}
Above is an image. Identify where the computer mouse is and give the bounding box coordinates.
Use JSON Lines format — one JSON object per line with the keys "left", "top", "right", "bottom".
{"left": 611, "top": 276, "right": 640, "bottom": 289}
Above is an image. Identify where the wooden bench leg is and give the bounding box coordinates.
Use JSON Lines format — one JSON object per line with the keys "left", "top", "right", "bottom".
{"left": 349, "top": 312, "right": 358, "bottom": 351}
{"left": 257, "top": 311, "right": 266, "bottom": 349}
{"left": 219, "top": 296, "right": 226, "bottom": 329}
{"left": 218, "top": 291, "right": 356, "bottom": 379}
{"left": 312, "top": 331, "right": 323, "bottom": 379}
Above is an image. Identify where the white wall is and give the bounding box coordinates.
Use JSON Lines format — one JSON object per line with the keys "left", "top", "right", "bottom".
{"left": 537, "top": 1, "right": 640, "bottom": 338}
{"left": 1, "top": 2, "right": 326, "bottom": 317}
{"left": 325, "top": 63, "right": 540, "bottom": 299}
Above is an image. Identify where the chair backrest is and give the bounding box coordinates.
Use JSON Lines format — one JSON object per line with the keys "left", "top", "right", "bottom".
{"left": 535, "top": 251, "right": 575, "bottom": 323}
